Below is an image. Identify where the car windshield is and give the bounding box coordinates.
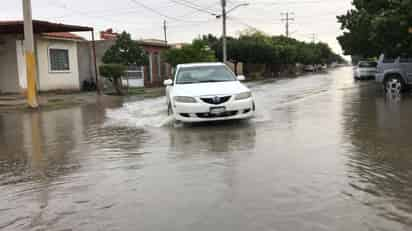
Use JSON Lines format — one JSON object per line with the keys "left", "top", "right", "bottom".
{"left": 358, "top": 61, "right": 377, "bottom": 68}
{"left": 176, "top": 65, "right": 236, "bottom": 84}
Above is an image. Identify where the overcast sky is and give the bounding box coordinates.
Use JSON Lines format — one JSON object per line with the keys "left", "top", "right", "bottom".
{"left": 2, "top": 0, "right": 353, "bottom": 54}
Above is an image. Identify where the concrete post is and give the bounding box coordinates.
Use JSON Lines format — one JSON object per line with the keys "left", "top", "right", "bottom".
{"left": 22, "top": 0, "right": 39, "bottom": 108}
{"left": 222, "top": 0, "right": 227, "bottom": 64}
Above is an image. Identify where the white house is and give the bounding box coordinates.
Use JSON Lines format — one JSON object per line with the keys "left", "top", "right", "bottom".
{"left": 0, "top": 20, "right": 94, "bottom": 94}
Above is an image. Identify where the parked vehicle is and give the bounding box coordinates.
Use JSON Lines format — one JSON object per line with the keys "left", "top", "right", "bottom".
{"left": 164, "top": 63, "right": 255, "bottom": 123}
{"left": 376, "top": 54, "right": 412, "bottom": 92}
{"left": 354, "top": 61, "right": 377, "bottom": 80}
{"left": 304, "top": 65, "right": 315, "bottom": 72}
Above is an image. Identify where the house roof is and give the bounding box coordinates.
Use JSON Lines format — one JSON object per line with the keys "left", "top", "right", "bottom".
{"left": 0, "top": 20, "right": 92, "bottom": 34}
{"left": 42, "top": 32, "right": 85, "bottom": 41}
{"left": 95, "top": 38, "right": 169, "bottom": 48}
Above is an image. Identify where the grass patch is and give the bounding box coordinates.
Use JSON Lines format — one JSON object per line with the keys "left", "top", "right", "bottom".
{"left": 127, "top": 87, "right": 145, "bottom": 95}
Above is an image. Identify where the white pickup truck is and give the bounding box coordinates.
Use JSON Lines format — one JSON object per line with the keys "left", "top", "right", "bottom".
{"left": 375, "top": 54, "right": 412, "bottom": 92}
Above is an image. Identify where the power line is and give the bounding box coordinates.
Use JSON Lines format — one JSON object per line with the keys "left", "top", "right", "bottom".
{"left": 166, "top": 19, "right": 217, "bottom": 30}
{"left": 233, "top": 0, "right": 325, "bottom": 5}
{"left": 46, "top": 1, "right": 145, "bottom": 25}
{"left": 129, "top": 0, "right": 206, "bottom": 23}
{"left": 228, "top": 16, "right": 263, "bottom": 33}
{"left": 178, "top": 1, "right": 221, "bottom": 18}
{"left": 168, "top": 0, "right": 219, "bottom": 16}
{"left": 180, "top": 0, "right": 220, "bottom": 10}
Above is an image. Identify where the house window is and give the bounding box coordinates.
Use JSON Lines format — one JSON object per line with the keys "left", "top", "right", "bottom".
{"left": 49, "top": 48, "right": 70, "bottom": 71}
{"left": 126, "top": 64, "right": 144, "bottom": 79}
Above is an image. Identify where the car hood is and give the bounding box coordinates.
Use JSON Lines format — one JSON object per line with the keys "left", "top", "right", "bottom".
{"left": 173, "top": 81, "right": 250, "bottom": 97}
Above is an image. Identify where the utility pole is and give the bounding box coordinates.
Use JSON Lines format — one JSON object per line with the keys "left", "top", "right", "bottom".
{"left": 163, "top": 20, "right": 168, "bottom": 46}
{"left": 309, "top": 33, "right": 317, "bottom": 43}
{"left": 217, "top": 1, "right": 248, "bottom": 63}
{"left": 281, "top": 12, "right": 294, "bottom": 38}
{"left": 22, "top": 0, "right": 39, "bottom": 108}
{"left": 221, "top": 0, "right": 227, "bottom": 63}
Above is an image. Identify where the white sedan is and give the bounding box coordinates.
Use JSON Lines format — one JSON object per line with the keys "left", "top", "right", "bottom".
{"left": 164, "top": 63, "right": 255, "bottom": 123}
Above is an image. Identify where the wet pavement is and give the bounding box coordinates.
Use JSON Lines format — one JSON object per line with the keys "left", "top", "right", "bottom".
{"left": 1, "top": 67, "right": 412, "bottom": 231}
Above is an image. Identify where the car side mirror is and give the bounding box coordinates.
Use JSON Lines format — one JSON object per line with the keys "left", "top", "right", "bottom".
{"left": 163, "top": 79, "right": 173, "bottom": 86}
{"left": 237, "top": 75, "right": 246, "bottom": 81}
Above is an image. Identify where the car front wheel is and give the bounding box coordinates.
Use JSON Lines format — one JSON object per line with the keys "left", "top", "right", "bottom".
{"left": 384, "top": 76, "right": 404, "bottom": 93}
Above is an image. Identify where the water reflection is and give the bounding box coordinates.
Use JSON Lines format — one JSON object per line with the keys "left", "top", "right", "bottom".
{"left": 385, "top": 91, "right": 402, "bottom": 103}
{"left": 0, "top": 107, "right": 88, "bottom": 230}
{"left": 343, "top": 84, "right": 412, "bottom": 227}
{"left": 169, "top": 122, "right": 256, "bottom": 155}
{"left": 0, "top": 108, "right": 87, "bottom": 185}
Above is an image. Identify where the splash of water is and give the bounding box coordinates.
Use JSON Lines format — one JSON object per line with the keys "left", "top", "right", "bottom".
{"left": 104, "top": 97, "right": 174, "bottom": 128}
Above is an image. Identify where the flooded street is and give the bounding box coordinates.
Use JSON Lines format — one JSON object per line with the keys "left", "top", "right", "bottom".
{"left": 2, "top": 67, "right": 412, "bottom": 231}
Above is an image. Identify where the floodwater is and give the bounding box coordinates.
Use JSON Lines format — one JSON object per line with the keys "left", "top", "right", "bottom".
{"left": 1, "top": 67, "right": 412, "bottom": 231}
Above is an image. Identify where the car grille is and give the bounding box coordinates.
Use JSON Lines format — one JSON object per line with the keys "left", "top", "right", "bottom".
{"left": 196, "top": 111, "right": 238, "bottom": 118}
{"left": 200, "top": 96, "right": 231, "bottom": 105}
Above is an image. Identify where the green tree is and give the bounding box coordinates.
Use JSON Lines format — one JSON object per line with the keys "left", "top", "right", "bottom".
{"left": 101, "top": 31, "right": 148, "bottom": 95}
{"left": 337, "top": 0, "right": 412, "bottom": 57}
{"left": 102, "top": 32, "right": 148, "bottom": 66}
{"left": 198, "top": 30, "right": 343, "bottom": 76}
{"left": 163, "top": 39, "right": 216, "bottom": 67}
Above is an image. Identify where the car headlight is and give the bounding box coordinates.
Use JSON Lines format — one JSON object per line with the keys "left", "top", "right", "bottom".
{"left": 235, "top": 91, "right": 252, "bottom": 100}
{"left": 174, "top": 96, "right": 197, "bottom": 103}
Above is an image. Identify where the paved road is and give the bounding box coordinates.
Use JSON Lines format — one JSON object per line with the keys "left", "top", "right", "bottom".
{"left": 1, "top": 67, "right": 412, "bottom": 231}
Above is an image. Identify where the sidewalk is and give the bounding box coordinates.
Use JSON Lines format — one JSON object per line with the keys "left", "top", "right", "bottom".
{"left": 0, "top": 92, "right": 100, "bottom": 111}
{"left": 0, "top": 87, "right": 166, "bottom": 111}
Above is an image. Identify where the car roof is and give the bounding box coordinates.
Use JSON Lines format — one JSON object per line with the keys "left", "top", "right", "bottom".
{"left": 176, "top": 62, "right": 225, "bottom": 69}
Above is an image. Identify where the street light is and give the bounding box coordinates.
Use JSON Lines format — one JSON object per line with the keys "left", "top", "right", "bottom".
{"left": 215, "top": 3, "right": 249, "bottom": 18}
{"left": 227, "top": 3, "right": 250, "bottom": 15}
{"left": 217, "top": 1, "right": 249, "bottom": 63}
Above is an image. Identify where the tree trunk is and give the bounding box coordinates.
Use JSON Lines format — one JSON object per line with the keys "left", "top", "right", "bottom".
{"left": 113, "top": 77, "right": 124, "bottom": 95}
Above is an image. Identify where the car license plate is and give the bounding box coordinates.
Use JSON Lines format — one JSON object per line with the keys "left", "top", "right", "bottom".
{"left": 210, "top": 107, "right": 226, "bottom": 114}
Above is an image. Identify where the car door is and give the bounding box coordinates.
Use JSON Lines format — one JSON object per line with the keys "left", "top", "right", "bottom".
{"left": 399, "top": 56, "right": 412, "bottom": 83}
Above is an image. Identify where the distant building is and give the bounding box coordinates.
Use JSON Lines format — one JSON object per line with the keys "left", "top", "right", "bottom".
{"left": 79, "top": 29, "right": 173, "bottom": 88}
{"left": 170, "top": 42, "right": 190, "bottom": 49}
{"left": 100, "top": 28, "right": 119, "bottom": 40}
{"left": 0, "top": 20, "right": 93, "bottom": 94}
